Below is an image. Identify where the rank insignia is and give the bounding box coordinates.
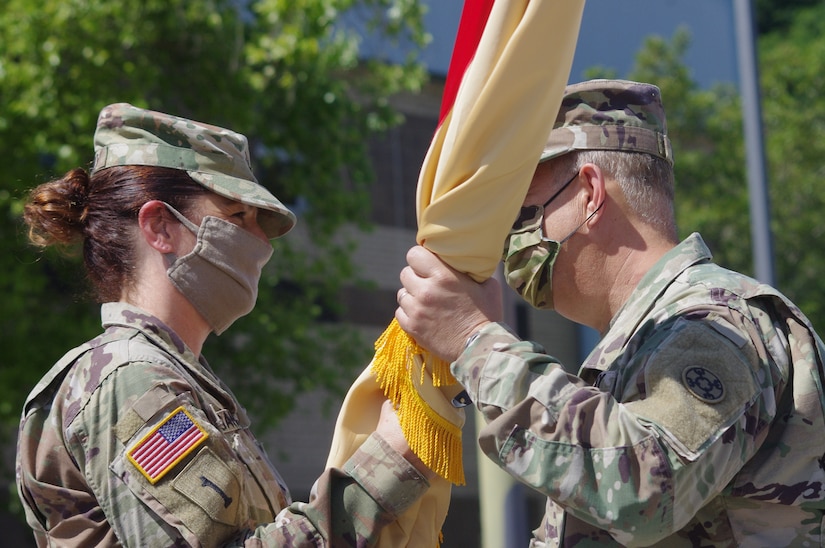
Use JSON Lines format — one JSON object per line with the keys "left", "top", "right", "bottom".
{"left": 128, "top": 406, "right": 208, "bottom": 484}
{"left": 682, "top": 366, "right": 725, "bottom": 404}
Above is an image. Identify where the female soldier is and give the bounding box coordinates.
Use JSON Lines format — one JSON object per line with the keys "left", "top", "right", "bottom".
{"left": 16, "top": 103, "right": 433, "bottom": 547}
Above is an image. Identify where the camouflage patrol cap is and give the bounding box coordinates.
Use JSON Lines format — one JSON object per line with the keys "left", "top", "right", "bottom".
{"left": 540, "top": 79, "right": 673, "bottom": 165}
{"left": 92, "top": 103, "right": 297, "bottom": 238}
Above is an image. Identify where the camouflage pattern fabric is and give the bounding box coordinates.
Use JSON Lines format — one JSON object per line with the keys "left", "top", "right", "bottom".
{"left": 93, "top": 103, "right": 296, "bottom": 239}
{"left": 501, "top": 204, "right": 559, "bottom": 309}
{"left": 16, "top": 302, "right": 429, "bottom": 547}
{"left": 540, "top": 79, "right": 673, "bottom": 165}
{"left": 454, "top": 233, "right": 825, "bottom": 546}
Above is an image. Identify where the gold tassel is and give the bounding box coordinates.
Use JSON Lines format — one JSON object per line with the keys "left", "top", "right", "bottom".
{"left": 372, "top": 319, "right": 465, "bottom": 485}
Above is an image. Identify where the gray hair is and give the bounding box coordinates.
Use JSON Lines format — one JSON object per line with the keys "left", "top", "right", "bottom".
{"left": 551, "top": 150, "right": 677, "bottom": 240}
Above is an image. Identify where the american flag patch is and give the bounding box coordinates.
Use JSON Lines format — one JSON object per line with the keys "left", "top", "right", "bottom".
{"left": 127, "top": 406, "right": 208, "bottom": 484}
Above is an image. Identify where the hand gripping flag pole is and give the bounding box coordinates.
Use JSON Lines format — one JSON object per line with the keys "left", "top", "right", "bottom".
{"left": 326, "top": 1, "right": 585, "bottom": 546}
{"left": 370, "top": 0, "right": 496, "bottom": 488}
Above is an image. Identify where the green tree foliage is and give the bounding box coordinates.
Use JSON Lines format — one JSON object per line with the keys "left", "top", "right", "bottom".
{"left": 0, "top": 0, "right": 428, "bottom": 441}
{"left": 759, "top": 2, "right": 825, "bottom": 325}
{"left": 585, "top": 29, "right": 752, "bottom": 276}
{"left": 755, "top": 0, "right": 821, "bottom": 35}
{"left": 627, "top": 30, "right": 754, "bottom": 276}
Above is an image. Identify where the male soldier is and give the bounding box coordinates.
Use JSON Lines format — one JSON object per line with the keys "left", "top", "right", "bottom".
{"left": 395, "top": 79, "right": 825, "bottom": 545}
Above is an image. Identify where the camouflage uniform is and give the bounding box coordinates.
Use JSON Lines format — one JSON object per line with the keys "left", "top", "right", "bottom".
{"left": 17, "top": 303, "right": 429, "bottom": 547}
{"left": 457, "top": 233, "right": 825, "bottom": 546}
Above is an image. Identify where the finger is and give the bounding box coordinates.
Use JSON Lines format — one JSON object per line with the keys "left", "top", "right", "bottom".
{"left": 394, "top": 300, "right": 411, "bottom": 332}
{"left": 406, "top": 245, "right": 444, "bottom": 277}
{"left": 399, "top": 265, "right": 423, "bottom": 300}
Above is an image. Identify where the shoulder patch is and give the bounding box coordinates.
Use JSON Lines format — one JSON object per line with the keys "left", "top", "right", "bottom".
{"left": 626, "top": 319, "right": 760, "bottom": 458}
{"left": 682, "top": 365, "right": 725, "bottom": 403}
{"left": 128, "top": 406, "right": 208, "bottom": 484}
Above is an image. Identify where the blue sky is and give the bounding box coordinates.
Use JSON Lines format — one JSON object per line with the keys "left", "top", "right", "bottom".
{"left": 357, "top": 0, "right": 739, "bottom": 88}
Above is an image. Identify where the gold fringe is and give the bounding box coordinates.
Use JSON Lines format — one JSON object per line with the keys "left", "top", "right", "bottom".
{"left": 429, "top": 353, "right": 456, "bottom": 388}
{"left": 372, "top": 319, "right": 465, "bottom": 486}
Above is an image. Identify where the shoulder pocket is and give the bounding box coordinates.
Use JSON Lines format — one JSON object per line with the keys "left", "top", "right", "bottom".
{"left": 627, "top": 319, "right": 760, "bottom": 459}
{"left": 111, "top": 397, "right": 244, "bottom": 545}
{"left": 172, "top": 446, "right": 241, "bottom": 526}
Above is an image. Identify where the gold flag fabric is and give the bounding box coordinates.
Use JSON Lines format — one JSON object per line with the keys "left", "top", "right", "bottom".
{"left": 325, "top": 1, "right": 585, "bottom": 546}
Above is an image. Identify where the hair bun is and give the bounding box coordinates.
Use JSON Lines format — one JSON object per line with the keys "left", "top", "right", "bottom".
{"left": 24, "top": 168, "right": 91, "bottom": 247}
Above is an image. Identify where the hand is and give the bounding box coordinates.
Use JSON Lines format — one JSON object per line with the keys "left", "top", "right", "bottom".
{"left": 375, "top": 399, "right": 436, "bottom": 480}
{"left": 395, "top": 245, "right": 503, "bottom": 362}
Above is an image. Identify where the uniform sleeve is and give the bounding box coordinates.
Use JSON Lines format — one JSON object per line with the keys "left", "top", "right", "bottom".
{"left": 69, "top": 360, "right": 200, "bottom": 546}
{"left": 240, "top": 433, "right": 430, "bottom": 546}
{"left": 76, "top": 362, "right": 428, "bottom": 548}
{"left": 454, "top": 318, "right": 774, "bottom": 546}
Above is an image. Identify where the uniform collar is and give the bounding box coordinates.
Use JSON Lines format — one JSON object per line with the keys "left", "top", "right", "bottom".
{"left": 606, "top": 232, "right": 711, "bottom": 334}
{"left": 580, "top": 233, "right": 712, "bottom": 379}
{"left": 101, "top": 302, "right": 201, "bottom": 368}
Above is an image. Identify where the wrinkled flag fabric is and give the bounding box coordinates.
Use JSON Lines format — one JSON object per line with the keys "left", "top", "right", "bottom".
{"left": 324, "top": 1, "right": 585, "bottom": 545}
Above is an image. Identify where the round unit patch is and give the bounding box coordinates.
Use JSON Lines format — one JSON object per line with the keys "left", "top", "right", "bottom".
{"left": 682, "top": 366, "right": 725, "bottom": 404}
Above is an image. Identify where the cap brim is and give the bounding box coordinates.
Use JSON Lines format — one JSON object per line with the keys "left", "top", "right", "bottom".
{"left": 187, "top": 171, "right": 297, "bottom": 238}
{"left": 539, "top": 146, "right": 570, "bottom": 163}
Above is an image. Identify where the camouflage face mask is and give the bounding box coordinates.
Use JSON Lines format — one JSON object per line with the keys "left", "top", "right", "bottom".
{"left": 502, "top": 200, "right": 601, "bottom": 310}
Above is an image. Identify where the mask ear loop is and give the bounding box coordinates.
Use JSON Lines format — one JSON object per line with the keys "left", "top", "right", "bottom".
{"left": 544, "top": 200, "right": 605, "bottom": 245}
{"left": 157, "top": 202, "right": 203, "bottom": 267}
{"left": 542, "top": 171, "right": 580, "bottom": 208}
{"left": 160, "top": 201, "right": 200, "bottom": 233}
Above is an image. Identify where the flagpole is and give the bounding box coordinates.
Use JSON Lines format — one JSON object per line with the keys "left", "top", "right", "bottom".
{"left": 733, "top": 0, "right": 775, "bottom": 285}
{"left": 477, "top": 265, "right": 530, "bottom": 548}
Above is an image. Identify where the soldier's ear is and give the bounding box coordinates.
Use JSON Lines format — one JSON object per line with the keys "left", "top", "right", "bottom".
{"left": 137, "top": 200, "right": 175, "bottom": 254}
{"left": 579, "top": 163, "right": 606, "bottom": 224}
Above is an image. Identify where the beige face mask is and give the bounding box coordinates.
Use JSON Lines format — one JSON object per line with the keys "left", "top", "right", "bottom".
{"left": 162, "top": 203, "right": 274, "bottom": 335}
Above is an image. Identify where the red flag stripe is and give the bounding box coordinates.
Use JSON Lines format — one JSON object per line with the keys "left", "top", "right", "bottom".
{"left": 438, "top": 0, "right": 495, "bottom": 124}
{"left": 131, "top": 431, "right": 167, "bottom": 460}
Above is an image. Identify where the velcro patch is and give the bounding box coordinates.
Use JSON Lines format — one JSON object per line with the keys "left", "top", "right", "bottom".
{"left": 128, "top": 406, "right": 208, "bottom": 484}
{"left": 627, "top": 319, "right": 759, "bottom": 456}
